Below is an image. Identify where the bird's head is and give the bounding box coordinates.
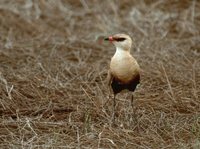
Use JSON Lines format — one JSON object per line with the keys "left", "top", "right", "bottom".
{"left": 104, "top": 34, "right": 132, "bottom": 51}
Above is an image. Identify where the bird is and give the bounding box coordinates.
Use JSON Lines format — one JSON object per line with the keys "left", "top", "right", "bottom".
{"left": 104, "top": 33, "right": 141, "bottom": 122}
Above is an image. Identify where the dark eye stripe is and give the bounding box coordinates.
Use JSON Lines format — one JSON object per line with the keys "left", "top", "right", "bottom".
{"left": 114, "top": 37, "right": 126, "bottom": 42}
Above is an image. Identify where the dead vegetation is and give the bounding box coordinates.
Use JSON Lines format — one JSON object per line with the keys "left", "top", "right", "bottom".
{"left": 0, "top": 0, "right": 200, "bottom": 148}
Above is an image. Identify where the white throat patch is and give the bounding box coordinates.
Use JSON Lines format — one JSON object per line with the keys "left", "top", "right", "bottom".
{"left": 114, "top": 47, "right": 130, "bottom": 59}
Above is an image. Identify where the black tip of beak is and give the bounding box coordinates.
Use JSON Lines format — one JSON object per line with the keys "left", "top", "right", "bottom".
{"left": 104, "top": 38, "right": 109, "bottom": 41}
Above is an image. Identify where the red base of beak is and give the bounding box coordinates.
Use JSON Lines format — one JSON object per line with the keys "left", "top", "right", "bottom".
{"left": 109, "top": 36, "right": 114, "bottom": 42}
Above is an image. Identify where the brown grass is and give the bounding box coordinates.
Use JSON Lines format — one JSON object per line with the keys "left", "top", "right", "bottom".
{"left": 0, "top": 0, "right": 200, "bottom": 148}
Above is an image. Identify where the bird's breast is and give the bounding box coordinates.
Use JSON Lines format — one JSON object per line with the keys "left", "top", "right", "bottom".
{"left": 110, "top": 54, "right": 140, "bottom": 84}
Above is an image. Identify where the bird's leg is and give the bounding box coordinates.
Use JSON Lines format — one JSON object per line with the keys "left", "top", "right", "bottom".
{"left": 131, "top": 94, "right": 137, "bottom": 124}
{"left": 112, "top": 94, "right": 116, "bottom": 123}
{"left": 131, "top": 94, "right": 134, "bottom": 109}
{"left": 129, "top": 94, "right": 134, "bottom": 123}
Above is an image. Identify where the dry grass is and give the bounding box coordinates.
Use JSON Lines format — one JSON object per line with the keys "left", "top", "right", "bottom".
{"left": 0, "top": 0, "right": 200, "bottom": 148}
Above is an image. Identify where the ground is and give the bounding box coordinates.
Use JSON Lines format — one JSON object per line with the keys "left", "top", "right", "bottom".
{"left": 0, "top": 0, "right": 200, "bottom": 148}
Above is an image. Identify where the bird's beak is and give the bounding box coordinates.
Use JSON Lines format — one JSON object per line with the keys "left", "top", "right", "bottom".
{"left": 104, "top": 36, "right": 114, "bottom": 42}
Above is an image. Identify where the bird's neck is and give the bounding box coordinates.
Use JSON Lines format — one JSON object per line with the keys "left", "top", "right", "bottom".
{"left": 115, "top": 47, "right": 130, "bottom": 56}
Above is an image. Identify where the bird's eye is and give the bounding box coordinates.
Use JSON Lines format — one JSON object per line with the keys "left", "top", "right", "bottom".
{"left": 114, "top": 37, "right": 126, "bottom": 42}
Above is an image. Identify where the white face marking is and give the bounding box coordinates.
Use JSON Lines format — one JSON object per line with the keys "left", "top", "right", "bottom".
{"left": 112, "top": 35, "right": 132, "bottom": 52}
{"left": 113, "top": 39, "right": 125, "bottom": 47}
